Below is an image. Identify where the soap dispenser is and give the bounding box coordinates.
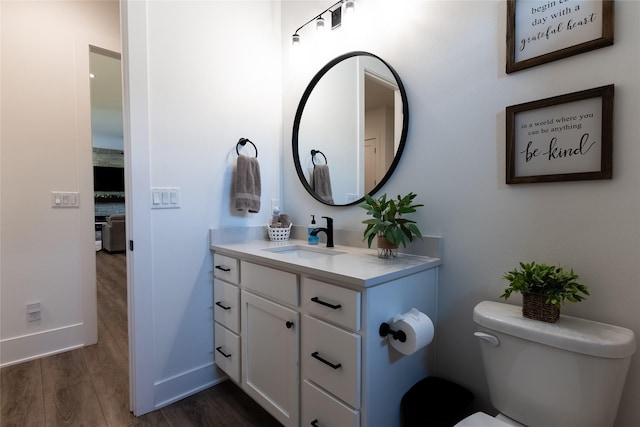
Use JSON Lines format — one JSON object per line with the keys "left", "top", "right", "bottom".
{"left": 308, "top": 215, "right": 319, "bottom": 245}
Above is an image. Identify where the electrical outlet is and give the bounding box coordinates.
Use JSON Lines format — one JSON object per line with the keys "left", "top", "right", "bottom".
{"left": 346, "top": 193, "right": 359, "bottom": 203}
{"left": 26, "top": 302, "right": 41, "bottom": 322}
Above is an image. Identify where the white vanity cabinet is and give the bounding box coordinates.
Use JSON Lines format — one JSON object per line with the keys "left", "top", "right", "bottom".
{"left": 212, "top": 240, "right": 440, "bottom": 427}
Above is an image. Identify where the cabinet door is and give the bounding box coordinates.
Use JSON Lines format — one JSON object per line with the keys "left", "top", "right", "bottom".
{"left": 241, "top": 290, "right": 299, "bottom": 427}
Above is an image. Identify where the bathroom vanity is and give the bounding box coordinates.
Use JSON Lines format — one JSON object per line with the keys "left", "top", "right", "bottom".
{"left": 210, "top": 236, "right": 441, "bottom": 427}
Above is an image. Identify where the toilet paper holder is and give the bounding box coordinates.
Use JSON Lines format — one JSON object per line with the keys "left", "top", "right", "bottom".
{"left": 379, "top": 322, "right": 407, "bottom": 343}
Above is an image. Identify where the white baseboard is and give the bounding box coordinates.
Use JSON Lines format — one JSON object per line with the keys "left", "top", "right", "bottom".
{"left": 153, "top": 362, "right": 227, "bottom": 409}
{"left": 0, "top": 323, "right": 85, "bottom": 367}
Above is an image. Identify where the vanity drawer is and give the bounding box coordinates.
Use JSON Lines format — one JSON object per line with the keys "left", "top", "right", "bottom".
{"left": 213, "top": 254, "right": 239, "bottom": 285}
{"left": 214, "top": 279, "right": 240, "bottom": 333}
{"left": 302, "top": 277, "right": 361, "bottom": 331}
{"left": 214, "top": 322, "right": 240, "bottom": 383}
{"left": 302, "top": 379, "right": 359, "bottom": 427}
{"left": 302, "top": 315, "right": 361, "bottom": 409}
{"left": 241, "top": 261, "right": 299, "bottom": 307}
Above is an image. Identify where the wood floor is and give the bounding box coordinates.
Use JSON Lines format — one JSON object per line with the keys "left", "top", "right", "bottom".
{"left": 1, "top": 250, "right": 281, "bottom": 426}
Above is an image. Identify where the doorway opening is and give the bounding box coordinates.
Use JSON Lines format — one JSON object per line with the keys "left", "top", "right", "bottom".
{"left": 364, "top": 72, "right": 397, "bottom": 193}
{"left": 90, "top": 48, "right": 125, "bottom": 249}
{"left": 89, "top": 46, "right": 129, "bottom": 394}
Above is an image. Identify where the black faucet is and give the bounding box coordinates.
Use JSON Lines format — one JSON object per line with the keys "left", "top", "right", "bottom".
{"left": 310, "top": 216, "right": 334, "bottom": 248}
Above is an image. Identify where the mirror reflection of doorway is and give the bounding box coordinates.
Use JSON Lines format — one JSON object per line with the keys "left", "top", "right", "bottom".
{"left": 89, "top": 47, "right": 129, "bottom": 386}
{"left": 364, "top": 73, "right": 397, "bottom": 194}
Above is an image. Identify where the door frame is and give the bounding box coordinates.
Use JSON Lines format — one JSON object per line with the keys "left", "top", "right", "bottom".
{"left": 121, "top": 0, "right": 155, "bottom": 415}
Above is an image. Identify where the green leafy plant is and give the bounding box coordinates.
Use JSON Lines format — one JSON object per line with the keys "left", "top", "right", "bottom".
{"left": 359, "top": 192, "right": 423, "bottom": 248}
{"left": 500, "top": 261, "right": 589, "bottom": 308}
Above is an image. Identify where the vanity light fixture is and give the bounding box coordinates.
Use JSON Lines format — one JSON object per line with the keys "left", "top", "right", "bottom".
{"left": 291, "top": 0, "right": 355, "bottom": 45}
{"left": 331, "top": 7, "right": 342, "bottom": 30}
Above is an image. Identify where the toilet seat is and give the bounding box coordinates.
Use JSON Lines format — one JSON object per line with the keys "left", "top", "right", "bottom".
{"left": 455, "top": 412, "right": 518, "bottom": 426}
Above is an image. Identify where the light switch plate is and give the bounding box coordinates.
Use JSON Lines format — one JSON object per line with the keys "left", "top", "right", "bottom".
{"left": 51, "top": 191, "right": 80, "bottom": 208}
{"left": 151, "top": 187, "right": 180, "bottom": 209}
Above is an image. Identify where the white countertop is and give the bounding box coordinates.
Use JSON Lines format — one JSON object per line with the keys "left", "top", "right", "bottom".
{"left": 211, "top": 238, "right": 441, "bottom": 288}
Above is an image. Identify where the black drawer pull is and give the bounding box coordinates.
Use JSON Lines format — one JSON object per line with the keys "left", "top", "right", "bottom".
{"left": 311, "top": 351, "right": 342, "bottom": 370}
{"left": 216, "top": 346, "right": 231, "bottom": 358}
{"left": 215, "top": 301, "right": 231, "bottom": 310}
{"left": 311, "top": 420, "right": 319, "bottom": 427}
{"left": 215, "top": 265, "right": 231, "bottom": 272}
{"left": 311, "top": 297, "right": 342, "bottom": 310}
{"left": 286, "top": 321, "right": 294, "bottom": 329}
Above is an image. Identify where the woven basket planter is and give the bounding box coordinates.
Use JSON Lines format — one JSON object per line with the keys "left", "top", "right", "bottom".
{"left": 522, "top": 293, "right": 560, "bottom": 323}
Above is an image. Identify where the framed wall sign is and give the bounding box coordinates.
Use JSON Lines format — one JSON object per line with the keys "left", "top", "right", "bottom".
{"left": 506, "top": 0, "right": 614, "bottom": 73}
{"left": 506, "top": 85, "right": 614, "bottom": 184}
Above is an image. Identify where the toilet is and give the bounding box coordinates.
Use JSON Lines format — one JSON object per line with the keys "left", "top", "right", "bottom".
{"left": 456, "top": 301, "right": 636, "bottom": 427}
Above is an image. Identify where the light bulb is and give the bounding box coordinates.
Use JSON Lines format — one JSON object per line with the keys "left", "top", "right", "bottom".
{"left": 344, "top": 0, "right": 355, "bottom": 14}
{"left": 316, "top": 16, "right": 325, "bottom": 31}
{"left": 292, "top": 34, "right": 300, "bottom": 46}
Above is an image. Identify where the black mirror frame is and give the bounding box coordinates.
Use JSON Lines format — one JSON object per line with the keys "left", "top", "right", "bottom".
{"left": 292, "top": 51, "right": 409, "bottom": 206}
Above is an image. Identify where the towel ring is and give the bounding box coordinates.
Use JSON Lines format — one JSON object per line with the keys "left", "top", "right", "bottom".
{"left": 311, "top": 149, "right": 327, "bottom": 165}
{"left": 236, "top": 138, "right": 258, "bottom": 158}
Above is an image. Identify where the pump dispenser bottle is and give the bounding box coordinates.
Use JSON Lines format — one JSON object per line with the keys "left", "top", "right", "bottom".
{"left": 308, "top": 215, "right": 319, "bottom": 245}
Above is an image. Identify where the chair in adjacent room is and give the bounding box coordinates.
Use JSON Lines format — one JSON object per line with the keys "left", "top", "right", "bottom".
{"left": 101, "top": 214, "right": 126, "bottom": 252}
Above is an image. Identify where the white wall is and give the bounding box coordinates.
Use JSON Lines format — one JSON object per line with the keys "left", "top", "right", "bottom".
{"left": 123, "top": 0, "right": 282, "bottom": 412}
{"left": 281, "top": 1, "right": 640, "bottom": 426}
{"left": 0, "top": 0, "right": 120, "bottom": 365}
{"left": 2, "top": 0, "right": 282, "bottom": 413}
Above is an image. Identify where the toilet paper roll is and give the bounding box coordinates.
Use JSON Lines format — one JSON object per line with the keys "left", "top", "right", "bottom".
{"left": 388, "top": 308, "right": 434, "bottom": 356}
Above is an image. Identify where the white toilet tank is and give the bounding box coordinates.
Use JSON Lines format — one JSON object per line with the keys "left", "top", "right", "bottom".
{"left": 474, "top": 301, "right": 636, "bottom": 427}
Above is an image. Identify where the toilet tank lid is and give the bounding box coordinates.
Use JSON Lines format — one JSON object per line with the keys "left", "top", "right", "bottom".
{"left": 474, "top": 301, "right": 637, "bottom": 358}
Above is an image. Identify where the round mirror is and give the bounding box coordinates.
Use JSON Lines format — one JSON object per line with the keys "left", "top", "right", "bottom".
{"left": 293, "top": 51, "right": 409, "bottom": 206}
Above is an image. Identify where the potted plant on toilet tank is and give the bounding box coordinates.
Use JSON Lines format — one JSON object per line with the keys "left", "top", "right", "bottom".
{"left": 359, "top": 192, "right": 423, "bottom": 259}
{"left": 500, "top": 261, "right": 590, "bottom": 323}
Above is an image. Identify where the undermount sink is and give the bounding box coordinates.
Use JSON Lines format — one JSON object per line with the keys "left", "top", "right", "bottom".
{"left": 262, "top": 244, "right": 346, "bottom": 259}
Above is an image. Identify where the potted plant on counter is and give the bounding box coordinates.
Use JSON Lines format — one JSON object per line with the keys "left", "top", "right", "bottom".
{"left": 359, "top": 192, "right": 423, "bottom": 259}
{"left": 500, "top": 261, "right": 590, "bottom": 323}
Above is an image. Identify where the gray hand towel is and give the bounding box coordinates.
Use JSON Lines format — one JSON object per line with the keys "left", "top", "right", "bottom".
{"left": 311, "top": 164, "right": 334, "bottom": 204}
{"left": 234, "top": 155, "right": 261, "bottom": 213}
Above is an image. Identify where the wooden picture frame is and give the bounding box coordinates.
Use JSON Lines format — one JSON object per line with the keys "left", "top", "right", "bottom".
{"left": 506, "top": 0, "right": 614, "bottom": 73}
{"left": 506, "top": 85, "right": 614, "bottom": 184}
